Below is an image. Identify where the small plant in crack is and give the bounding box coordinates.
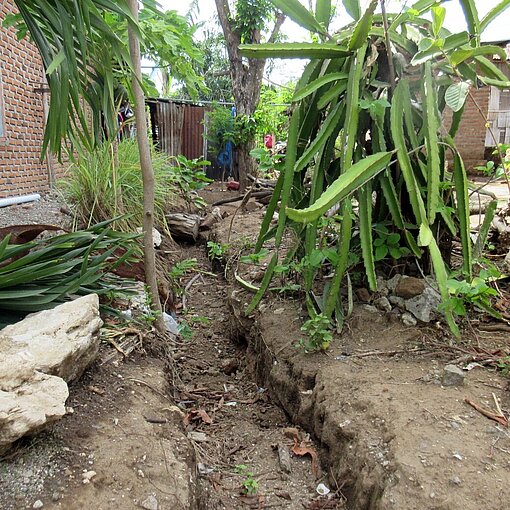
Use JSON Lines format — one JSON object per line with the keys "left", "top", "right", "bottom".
{"left": 298, "top": 313, "right": 333, "bottom": 352}
{"left": 234, "top": 464, "right": 259, "bottom": 495}
{"left": 207, "top": 241, "right": 229, "bottom": 261}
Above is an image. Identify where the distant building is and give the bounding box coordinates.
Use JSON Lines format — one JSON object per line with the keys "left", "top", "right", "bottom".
{"left": 445, "top": 41, "right": 510, "bottom": 170}
{"left": 0, "top": 0, "right": 60, "bottom": 197}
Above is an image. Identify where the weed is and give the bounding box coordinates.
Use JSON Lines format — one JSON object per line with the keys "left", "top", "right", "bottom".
{"left": 239, "top": 248, "right": 269, "bottom": 265}
{"left": 168, "top": 258, "right": 198, "bottom": 296}
{"left": 373, "top": 225, "right": 411, "bottom": 261}
{"left": 169, "top": 155, "right": 212, "bottom": 210}
{"left": 496, "top": 357, "right": 510, "bottom": 377}
{"left": 207, "top": 241, "right": 229, "bottom": 261}
{"left": 442, "top": 268, "right": 501, "bottom": 319}
{"left": 299, "top": 313, "right": 333, "bottom": 352}
{"left": 185, "top": 315, "right": 212, "bottom": 326}
{"left": 178, "top": 320, "right": 193, "bottom": 340}
{"left": 234, "top": 465, "right": 259, "bottom": 495}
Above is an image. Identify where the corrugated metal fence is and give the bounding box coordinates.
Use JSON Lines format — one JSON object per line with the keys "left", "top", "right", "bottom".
{"left": 148, "top": 98, "right": 207, "bottom": 160}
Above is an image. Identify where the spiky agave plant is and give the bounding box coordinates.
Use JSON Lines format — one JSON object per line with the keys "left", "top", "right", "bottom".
{"left": 0, "top": 219, "right": 140, "bottom": 322}
{"left": 240, "top": 0, "right": 510, "bottom": 338}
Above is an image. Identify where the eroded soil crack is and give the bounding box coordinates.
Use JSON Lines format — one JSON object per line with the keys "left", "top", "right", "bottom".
{"left": 170, "top": 244, "right": 343, "bottom": 509}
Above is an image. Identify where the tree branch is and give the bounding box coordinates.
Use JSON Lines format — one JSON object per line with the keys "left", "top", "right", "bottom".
{"left": 268, "top": 11, "right": 286, "bottom": 43}
{"left": 214, "top": 0, "right": 240, "bottom": 62}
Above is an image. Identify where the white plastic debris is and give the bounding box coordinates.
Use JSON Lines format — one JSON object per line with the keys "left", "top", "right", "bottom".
{"left": 316, "top": 483, "right": 331, "bottom": 496}
{"left": 163, "top": 312, "right": 179, "bottom": 335}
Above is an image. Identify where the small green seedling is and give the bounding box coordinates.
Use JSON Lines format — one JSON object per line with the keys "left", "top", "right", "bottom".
{"left": 207, "top": 241, "right": 229, "bottom": 261}
{"left": 299, "top": 313, "right": 333, "bottom": 352}
{"left": 234, "top": 464, "right": 259, "bottom": 495}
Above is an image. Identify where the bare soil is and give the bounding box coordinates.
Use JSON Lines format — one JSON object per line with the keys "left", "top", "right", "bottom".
{"left": 0, "top": 190, "right": 337, "bottom": 509}
{"left": 211, "top": 194, "right": 510, "bottom": 510}
{"left": 1, "top": 184, "right": 509, "bottom": 510}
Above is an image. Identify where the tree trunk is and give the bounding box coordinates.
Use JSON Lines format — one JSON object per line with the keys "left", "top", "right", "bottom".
{"left": 236, "top": 139, "right": 256, "bottom": 191}
{"left": 127, "top": 0, "right": 165, "bottom": 332}
{"left": 214, "top": 1, "right": 285, "bottom": 192}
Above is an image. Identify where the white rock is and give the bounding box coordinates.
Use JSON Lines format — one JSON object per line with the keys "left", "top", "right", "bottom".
{"left": 136, "top": 227, "right": 162, "bottom": 248}
{"left": 0, "top": 372, "right": 68, "bottom": 450}
{"left": 33, "top": 500, "right": 44, "bottom": 509}
{"left": 82, "top": 470, "right": 97, "bottom": 482}
{"left": 0, "top": 294, "right": 102, "bottom": 383}
{"left": 0, "top": 295, "right": 102, "bottom": 452}
{"left": 141, "top": 494, "right": 159, "bottom": 510}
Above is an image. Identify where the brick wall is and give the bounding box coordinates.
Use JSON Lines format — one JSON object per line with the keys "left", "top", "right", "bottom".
{"left": 443, "top": 86, "right": 490, "bottom": 172}
{"left": 0, "top": 0, "right": 60, "bottom": 197}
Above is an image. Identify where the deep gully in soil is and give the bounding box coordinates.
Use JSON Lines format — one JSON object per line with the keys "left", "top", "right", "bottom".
{"left": 177, "top": 236, "right": 392, "bottom": 509}
{"left": 172, "top": 244, "right": 342, "bottom": 509}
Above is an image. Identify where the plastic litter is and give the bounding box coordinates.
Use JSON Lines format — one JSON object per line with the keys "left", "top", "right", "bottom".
{"left": 163, "top": 312, "right": 179, "bottom": 335}
{"left": 316, "top": 483, "right": 330, "bottom": 496}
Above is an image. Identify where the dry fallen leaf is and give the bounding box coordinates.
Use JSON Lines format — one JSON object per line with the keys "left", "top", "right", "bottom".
{"left": 291, "top": 443, "right": 321, "bottom": 478}
{"left": 183, "top": 408, "right": 213, "bottom": 427}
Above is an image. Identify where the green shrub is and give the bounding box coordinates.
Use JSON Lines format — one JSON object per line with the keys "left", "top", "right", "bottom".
{"left": 60, "top": 139, "right": 175, "bottom": 232}
{"left": 0, "top": 219, "right": 139, "bottom": 322}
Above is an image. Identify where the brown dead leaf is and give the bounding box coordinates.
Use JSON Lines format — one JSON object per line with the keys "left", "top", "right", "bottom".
{"left": 197, "top": 409, "right": 213, "bottom": 424}
{"left": 183, "top": 408, "right": 213, "bottom": 427}
{"left": 238, "top": 494, "right": 265, "bottom": 508}
{"left": 282, "top": 427, "right": 302, "bottom": 441}
{"left": 291, "top": 443, "right": 321, "bottom": 478}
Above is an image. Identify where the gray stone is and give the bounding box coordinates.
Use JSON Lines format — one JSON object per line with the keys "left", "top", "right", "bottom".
{"left": 395, "top": 277, "right": 425, "bottom": 299}
{"left": 33, "top": 501, "right": 44, "bottom": 509}
{"left": 277, "top": 444, "right": 293, "bottom": 474}
{"left": 141, "top": 495, "right": 158, "bottom": 510}
{"left": 376, "top": 277, "right": 389, "bottom": 296}
{"left": 386, "top": 274, "right": 402, "bottom": 292}
{"left": 442, "top": 365, "right": 466, "bottom": 387}
{"left": 405, "top": 287, "right": 440, "bottom": 322}
{"left": 360, "top": 304, "right": 379, "bottom": 314}
{"left": 401, "top": 312, "right": 417, "bottom": 327}
{"left": 389, "top": 295, "right": 405, "bottom": 308}
{"left": 375, "top": 296, "right": 392, "bottom": 312}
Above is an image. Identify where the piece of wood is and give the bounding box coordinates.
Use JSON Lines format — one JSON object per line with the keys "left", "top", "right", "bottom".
{"left": 492, "top": 216, "right": 510, "bottom": 235}
{"left": 166, "top": 213, "right": 201, "bottom": 242}
{"left": 212, "top": 190, "right": 273, "bottom": 207}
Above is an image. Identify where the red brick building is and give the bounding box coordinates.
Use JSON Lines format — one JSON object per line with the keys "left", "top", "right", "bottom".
{"left": 0, "top": 0, "right": 60, "bottom": 197}
{"left": 444, "top": 42, "right": 510, "bottom": 171}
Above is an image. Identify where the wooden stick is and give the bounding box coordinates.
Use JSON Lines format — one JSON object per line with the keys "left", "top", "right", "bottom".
{"left": 465, "top": 398, "right": 508, "bottom": 428}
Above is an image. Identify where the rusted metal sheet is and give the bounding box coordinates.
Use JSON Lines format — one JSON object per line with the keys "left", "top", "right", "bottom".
{"left": 182, "top": 104, "right": 205, "bottom": 160}
{"left": 148, "top": 98, "right": 206, "bottom": 160}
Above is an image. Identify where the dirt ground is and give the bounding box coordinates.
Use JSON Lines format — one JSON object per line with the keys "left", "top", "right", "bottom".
{"left": 1, "top": 184, "right": 509, "bottom": 509}
{"left": 0, "top": 190, "right": 337, "bottom": 510}
{"left": 210, "top": 188, "right": 510, "bottom": 510}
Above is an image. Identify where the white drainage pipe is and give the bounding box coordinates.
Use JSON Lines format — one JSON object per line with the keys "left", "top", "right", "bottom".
{"left": 0, "top": 193, "right": 41, "bottom": 208}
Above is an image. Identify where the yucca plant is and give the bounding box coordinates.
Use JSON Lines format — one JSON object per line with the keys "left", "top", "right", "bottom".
{"left": 60, "top": 139, "right": 175, "bottom": 233}
{"left": 0, "top": 219, "right": 139, "bottom": 323}
{"left": 240, "top": 0, "right": 510, "bottom": 338}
